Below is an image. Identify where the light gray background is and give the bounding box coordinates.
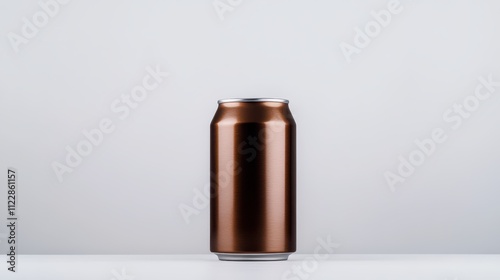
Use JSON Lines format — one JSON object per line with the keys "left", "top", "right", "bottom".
{"left": 0, "top": 0, "right": 499, "bottom": 254}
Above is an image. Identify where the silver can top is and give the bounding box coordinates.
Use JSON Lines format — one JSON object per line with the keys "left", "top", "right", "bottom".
{"left": 218, "top": 98, "right": 289, "bottom": 104}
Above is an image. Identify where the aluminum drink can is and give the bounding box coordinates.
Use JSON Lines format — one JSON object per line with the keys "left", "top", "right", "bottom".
{"left": 210, "top": 98, "right": 296, "bottom": 261}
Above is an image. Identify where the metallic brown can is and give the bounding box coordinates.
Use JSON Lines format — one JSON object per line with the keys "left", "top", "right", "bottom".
{"left": 210, "top": 98, "right": 296, "bottom": 261}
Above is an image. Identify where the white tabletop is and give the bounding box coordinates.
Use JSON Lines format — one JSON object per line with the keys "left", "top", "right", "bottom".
{"left": 2, "top": 254, "right": 499, "bottom": 280}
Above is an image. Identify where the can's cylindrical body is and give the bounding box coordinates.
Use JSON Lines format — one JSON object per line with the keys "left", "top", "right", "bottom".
{"left": 210, "top": 98, "right": 296, "bottom": 261}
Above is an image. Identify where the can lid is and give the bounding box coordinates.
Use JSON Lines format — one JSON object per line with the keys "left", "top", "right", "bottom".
{"left": 218, "top": 98, "right": 289, "bottom": 104}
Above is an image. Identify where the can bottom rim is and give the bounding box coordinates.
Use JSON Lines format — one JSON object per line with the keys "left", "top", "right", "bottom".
{"left": 215, "top": 253, "right": 292, "bottom": 261}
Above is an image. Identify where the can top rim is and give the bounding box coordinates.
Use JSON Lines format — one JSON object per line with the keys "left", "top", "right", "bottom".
{"left": 218, "top": 98, "right": 289, "bottom": 104}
